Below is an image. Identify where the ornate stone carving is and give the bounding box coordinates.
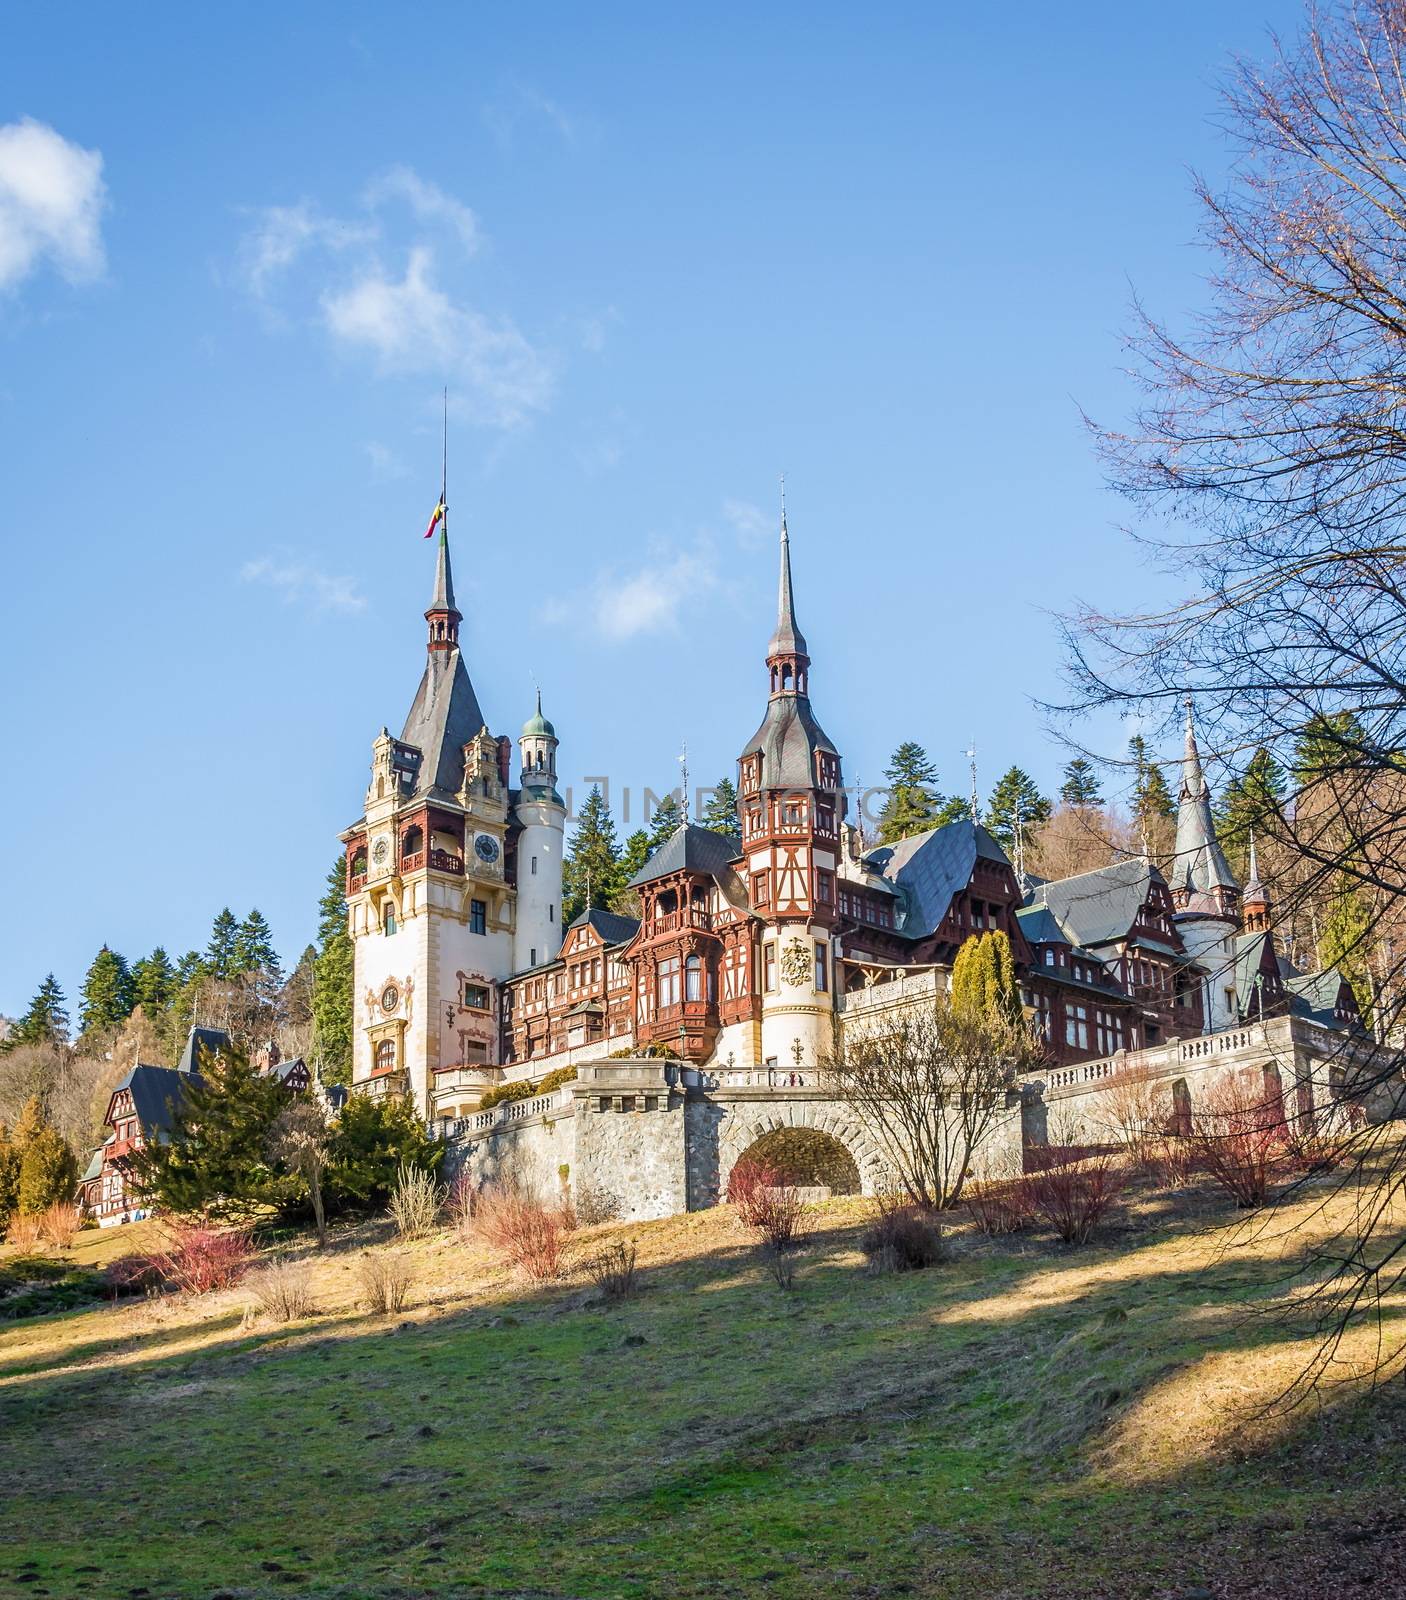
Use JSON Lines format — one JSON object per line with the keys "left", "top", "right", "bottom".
{"left": 780, "top": 937, "right": 812, "bottom": 989}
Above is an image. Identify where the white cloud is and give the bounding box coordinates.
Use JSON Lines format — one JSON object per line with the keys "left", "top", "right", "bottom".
{"left": 363, "top": 165, "right": 478, "bottom": 254}
{"left": 364, "top": 440, "right": 409, "bottom": 483}
{"left": 0, "top": 118, "right": 106, "bottom": 293}
{"left": 241, "top": 555, "right": 367, "bottom": 615}
{"left": 593, "top": 548, "right": 718, "bottom": 641}
{"left": 723, "top": 497, "right": 771, "bottom": 544}
{"left": 482, "top": 81, "right": 579, "bottom": 149}
{"left": 236, "top": 202, "right": 374, "bottom": 297}
{"left": 322, "top": 247, "right": 554, "bottom": 428}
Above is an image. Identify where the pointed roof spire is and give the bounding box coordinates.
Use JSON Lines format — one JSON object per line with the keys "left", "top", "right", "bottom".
{"left": 430, "top": 526, "right": 458, "bottom": 615}
{"left": 768, "top": 478, "right": 808, "bottom": 661}
{"left": 1171, "top": 697, "right": 1238, "bottom": 912}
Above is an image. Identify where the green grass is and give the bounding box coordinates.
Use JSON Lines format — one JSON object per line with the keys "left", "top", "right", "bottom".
{"left": 0, "top": 1187, "right": 1402, "bottom": 1599}
{"left": 0, "top": 1256, "right": 106, "bottom": 1322}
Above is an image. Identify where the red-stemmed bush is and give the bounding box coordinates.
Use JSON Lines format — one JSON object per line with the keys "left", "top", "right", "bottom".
{"left": 475, "top": 1180, "right": 567, "bottom": 1282}
{"left": 1189, "top": 1078, "right": 1285, "bottom": 1207}
{"left": 100, "top": 1253, "right": 166, "bottom": 1300}
{"left": 727, "top": 1155, "right": 782, "bottom": 1228}
{"left": 861, "top": 1193, "right": 949, "bottom": 1272}
{"left": 154, "top": 1221, "right": 255, "bottom": 1294}
{"left": 1024, "top": 1153, "right": 1125, "bottom": 1244}
{"left": 965, "top": 1177, "right": 1036, "bottom": 1235}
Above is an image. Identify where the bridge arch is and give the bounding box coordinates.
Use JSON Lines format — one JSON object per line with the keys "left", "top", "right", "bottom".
{"left": 716, "top": 1099, "right": 887, "bottom": 1198}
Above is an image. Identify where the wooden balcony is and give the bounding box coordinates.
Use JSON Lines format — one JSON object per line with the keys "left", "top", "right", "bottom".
{"left": 647, "top": 909, "right": 712, "bottom": 935}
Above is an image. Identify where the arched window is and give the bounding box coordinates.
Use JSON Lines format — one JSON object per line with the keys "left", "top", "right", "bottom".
{"left": 375, "top": 1039, "right": 396, "bottom": 1073}
{"left": 401, "top": 824, "right": 423, "bottom": 860}
{"left": 383, "top": 904, "right": 398, "bottom": 936}
{"left": 685, "top": 954, "right": 702, "bottom": 1002}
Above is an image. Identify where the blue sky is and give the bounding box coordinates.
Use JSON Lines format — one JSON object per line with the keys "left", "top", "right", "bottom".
{"left": 0, "top": 1, "right": 1302, "bottom": 1016}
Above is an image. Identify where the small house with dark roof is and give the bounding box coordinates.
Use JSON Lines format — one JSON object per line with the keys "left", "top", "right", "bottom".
{"left": 80, "top": 1056, "right": 203, "bottom": 1226}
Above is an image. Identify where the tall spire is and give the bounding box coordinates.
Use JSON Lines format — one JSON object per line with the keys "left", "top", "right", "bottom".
{"left": 1171, "top": 698, "right": 1238, "bottom": 915}
{"left": 425, "top": 392, "right": 461, "bottom": 652}
{"left": 765, "top": 483, "right": 810, "bottom": 697}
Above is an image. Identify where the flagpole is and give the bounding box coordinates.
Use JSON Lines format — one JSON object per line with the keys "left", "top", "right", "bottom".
{"left": 441, "top": 386, "right": 448, "bottom": 519}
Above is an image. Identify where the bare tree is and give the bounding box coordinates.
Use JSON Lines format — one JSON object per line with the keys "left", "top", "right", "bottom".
{"left": 823, "top": 999, "right": 1036, "bottom": 1210}
{"left": 1067, "top": 0, "right": 1406, "bottom": 1393}
{"left": 267, "top": 1100, "right": 332, "bottom": 1246}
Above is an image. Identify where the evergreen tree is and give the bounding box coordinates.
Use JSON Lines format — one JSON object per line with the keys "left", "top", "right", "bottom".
{"left": 1294, "top": 710, "right": 1367, "bottom": 787}
{"left": 312, "top": 859, "right": 354, "bottom": 1086}
{"left": 17, "top": 1124, "right": 77, "bottom": 1215}
{"left": 0, "top": 1123, "right": 20, "bottom": 1233}
{"left": 1059, "top": 757, "right": 1104, "bottom": 807}
{"left": 984, "top": 767, "right": 1052, "bottom": 856}
{"left": 130, "top": 1041, "right": 294, "bottom": 1219}
{"left": 78, "top": 945, "right": 135, "bottom": 1038}
{"left": 619, "top": 829, "right": 651, "bottom": 882}
{"left": 701, "top": 777, "right": 741, "bottom": 842}
{"left": 951, "top": 931, "right": 1021, "bottom": 1023}
{"left": 1129, "top": 736, "right": 1175, "bottom": 830}
{"left": 646, "top": 793, "right": 682, "bottom": 849}
{"left": 234, "top": 909, "right": 281, "bottom": 982}
{"left": 1319, "top": 885, "right": 1376, "bottom": 1029}
{"left": 563, "top": 786, "right": 622, "bottom": 925}
{"left": 1216, "top": 747, "right": 1287, "bottom": 876}
{"left": 877, "top": 741, "right": 943, "bottom": 844}
{"left": 931, "top": 793, "right": 973, "bottom": 829}
{"left": 131, "top": 947, "right": 177, "bottom": 1016}
{"left": 1, "top": 975, "right": 69, "bottom": 1054}
{"left": 205, "top": 909, "right": 240, "bottom": 980}
{"left": 324, "top": 1093, "right": 444, "bottom": 1213}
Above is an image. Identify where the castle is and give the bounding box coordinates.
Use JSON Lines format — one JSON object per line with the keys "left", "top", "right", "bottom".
{"left": 338, "top": 508, "right": 1372, "bottom": 1216}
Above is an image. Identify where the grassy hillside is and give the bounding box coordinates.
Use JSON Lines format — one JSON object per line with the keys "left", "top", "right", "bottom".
{"left": 1, "top": 1177, "right": 1404, "bottom": 1600}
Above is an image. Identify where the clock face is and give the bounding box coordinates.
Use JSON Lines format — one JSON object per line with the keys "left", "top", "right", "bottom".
{"left": 381, "top": 983, "right": 399, "bottom": 1014}
{"left": 474, "top": 833, "right": 500, "bottom": 864}
{"left": 371, "top": 835, "right": 391, "bottom": 866}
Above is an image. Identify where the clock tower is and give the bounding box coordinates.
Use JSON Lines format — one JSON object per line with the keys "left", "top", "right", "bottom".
{"left": 341, "top": 523, "right": 517, "bottom": 1115}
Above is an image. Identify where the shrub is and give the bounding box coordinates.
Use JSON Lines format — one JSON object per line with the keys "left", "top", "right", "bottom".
{"left": 536, "top": 1065, "right": 578, "bottom": 1094}
{"left": 965, "top": 1177, "right": 1035, "bottom": 1235}
{"left": 753, "top": 1183, "right": 806, "bottom": 1252}
{"left": 359, "top": 1250, "right": 412, "bottom": 1315}
{"left": 101, "top": 1254, "right": 166, "bottom": 1300}
{"left": 325, "top": 1093, "right": 445, "bottom": 1215}
{"left": 17, "top": 1126, "right": 78, "bottom": 1216}
{"left": 585, "top": 1240, "right": 638, "bottom": 1301}
{"left": 155, "top": 1221, "right": 256, "bottom": 1294}
{"left": 727, "top": 1155, "right": 781, "bottom": 1228}
{"left": 388, "top": 1162, "right": 445, "bottom": 1239}
{"left": 861, "top": 1195, "right": 949, "bottom": 1273}
{"left": 477, "top": 1079, "right": 539, "bottom": 1112}
{"left": 1135, "top": 1136, "right": 1195, "bottom": 1188}
{"left": 476, "top": 1180, "right": 567, "bottom": 1282}
{"left": 1025, "top": 1154, "right": 1125, "bottom": 1244}
{"left": 574, "top": 1182, "right": 622, "bottom": 1227}
{"left": 1279, "top": 1126, "right": 1343, "bottom": 1178}
{"left": 36, "top": 1200, "right": 79, "bottom": 1250}
{"left": 446, "top": 1169, "right": 477, "bottom": 1240}
{"left": 1190, "top": 1077, "right": 1285, "bottom": 1207}
{"left": 5, "top": 1212, "right": 44, "bottom": 1250}
{"left": 762, "top": 1241, "right": 796, "bottom": 1292}
{"left": 246, "top": 1259, "right": 315, "bottom": 1323}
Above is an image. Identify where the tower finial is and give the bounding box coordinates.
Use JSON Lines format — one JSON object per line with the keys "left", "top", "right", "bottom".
{"left": 966, "top": 739, "right": 979, "bottom": 824}
{"left": 679, "top": 740, "right": 690, "bottom": 827}
{"left": 767, "top": 482, "right": 808, "bottom": 667}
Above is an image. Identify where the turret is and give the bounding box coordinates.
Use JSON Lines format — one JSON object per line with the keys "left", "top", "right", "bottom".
{"left": 513, "top": 691, "right": 566, "bottom": 972}
{"left": 1242, "top": 834, "right": 1272, "bottom": 934}
{"left": 1170, "top": 701, "right": 1241, "bottom": 1030}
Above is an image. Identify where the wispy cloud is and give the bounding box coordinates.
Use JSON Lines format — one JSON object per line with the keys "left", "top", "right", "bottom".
{"left": 0, "top": 118, "right": 106, "bottom": 294}
{"left": 241, "top": 555, "right": 367, "bottom": 615}
{"left": 723, "top": 497, "right": 772, "bottom": 544}
{"left": 322, "top": 247, "right": 554, "bottom": 428}
{"left": 235, "top": 166, "right": 553, "bottom": 430}
{"left": 482, "top": 81, "right": 580, "bottom": 149}
{"left": 364, "top": 440, "right": 410, "bottom": 483}
{"left": 363, "top": 165, "right": 478, "bottom": 254}
{"left": 592, "top": 547, "right": 719, "bottom": 641}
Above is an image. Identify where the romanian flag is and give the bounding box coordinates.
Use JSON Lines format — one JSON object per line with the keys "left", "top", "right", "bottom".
{"left": 424, "top": 497, "right": 446, "bottom": 539}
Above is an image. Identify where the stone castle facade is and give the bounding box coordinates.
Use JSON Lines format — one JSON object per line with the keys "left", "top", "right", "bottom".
{"left": 339, "top": 508, "right": 1377, "bottom": 1217}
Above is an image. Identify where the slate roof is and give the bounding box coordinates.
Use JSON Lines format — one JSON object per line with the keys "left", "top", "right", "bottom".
{"left": 739, "top": 694, "right": 839, "bottom": 791}
{"left": 863, "top": 818, "right": 1009, "bottom": 941}
{"left": 399, "top": 650, "right": 487, "bottom": 801}
{"left": 1231, "top": 931, "right": 1276, "bottom": 1015}
{"left": 268, "top": 1058, "right": 307, "bottom": 1086}
{"left": 568, "top": 907, "right": 641, "bottom": 946}
{"left": 1014, "top": 903, "right": 1064, "bottom": 946}
{"left": 115, "top": 1063, "right": 200, "bottom": 1140}
{"left": 1286, "top": 969, "right": 1350, "bottom": 1028}
{"left": 628, "top": 823, "right": 742, "bottom": 889}
{"left": 178, "top": 1026, "right": 230, "bottom": 1075}
{"left": 1169, "top": 707, "right": 1238, "bottom": 907}
{"left": 1026, "top": 858, "right": 1161, "bottom": 951}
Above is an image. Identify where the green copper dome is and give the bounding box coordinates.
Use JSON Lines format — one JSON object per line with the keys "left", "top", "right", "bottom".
{"left": 522, "top": 688, "right": 555, "bottom": 739}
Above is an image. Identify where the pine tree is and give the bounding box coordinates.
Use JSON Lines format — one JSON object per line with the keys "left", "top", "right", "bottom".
{"left": 1129, "top": 737, "right": 1174, "bottom": 828}
{"left": 563, "top": 786, "right": 622, "bottom": 925}
{"left": 234, "top": 909, "right": 281, "bottom": 982}
{"left": 619, "top": 829, "right": 651, "bottom": 881}
{"left": 1216, "top": 747, "right": 1287, "bottom": 877}
{"left": 1319, "top": 885, "right": 1376, "bottom": 1029}
{"left": 78, "top": 945, "right": 135, "bottom": 1038}
{"left": 702, "top": 777, "right": 740, "bottom": 842}
{"left": 877, "top": 742, "right": 943, "bottom": 844}
{"left": 131, "top": 947, "right": 177, "bottom": 1016}
{"left": 984, "top": 767, "right": 1052, "bottom": 856}
{"left": 324, "top": 1093, "right": 444, "bottom": 1213}
{"left": 1, "top": 975, "right": 69, "bottom": 1054}
{"left": 950, "top": 931, "right": 1020, "bottom": 1023}
{"left": 1059, "top": 757, "right": 1104, "bottom": 807}
{"left": 1294, "top": 710, "right": 1367, "bottom": 787}
{"left": 130, "top": 1041, "right": 295, "bottom": 1219}
{"left": 17, "top": 1123, "right": 77, "bottom": 1215}
{"left": 0, "top": 1123, "right": 20, "bottom": 1232}
{"left": 205, "top": 909, "right": 240, "bottom": 980}
{"left": 646, "top": 793, "right": 682, "bottom": 849}
{"left": 312, "top": 859, "right": 354, "bottom": 1086}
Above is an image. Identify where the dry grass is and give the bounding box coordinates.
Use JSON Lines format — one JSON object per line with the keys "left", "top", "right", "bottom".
{"left": 245, "top": 1259, "right": 316, "bottom": 1323}
{"left": 358, "top": 1250, "right": 412, "bottom": 1315}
